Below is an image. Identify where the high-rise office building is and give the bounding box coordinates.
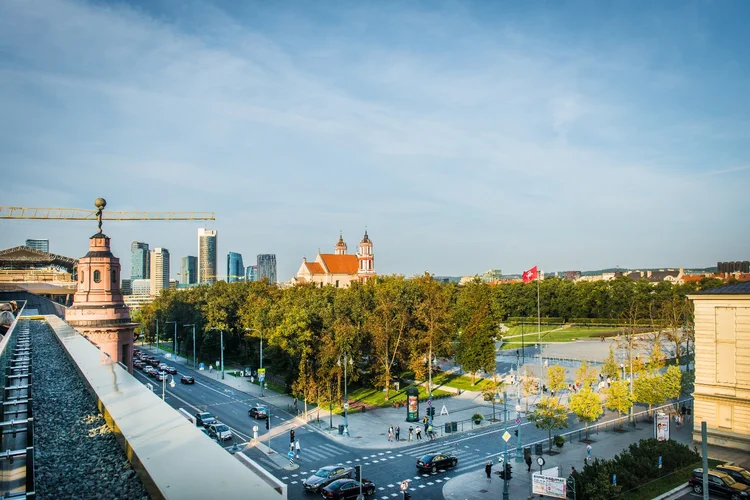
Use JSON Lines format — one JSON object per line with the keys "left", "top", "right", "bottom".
{"left": 131, "top": 242, "right": 150, "bottom": 279}
{"left": 181, "top": 256, "right": 198, "bottom": 285}
{"left": 131, "top": 279, "right": 151, "bottom": 295}
{"left": 25, "top": 239, "right": 49, "bottom": 253}
{"left": 245, "top": 265, "right": 258, "bottom": 282}
{"left": 227, "top": 252, "right": 244, "bottom": 283}
{"left": 198, "top": 228, "right": 217, "bottom": 284}
{"left": 149, "top": 248, "right": 170, "bottom": 297}
{"left": 121, "top": 278, "right": 132, "bottom": 295}
{"left": 257, "top": 254, "right": 277, "bottom": 284}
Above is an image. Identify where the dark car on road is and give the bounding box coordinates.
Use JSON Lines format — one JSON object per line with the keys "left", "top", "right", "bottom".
{"left": 181, "top": 375, "right": 195, "bottom": 384}
{"left": 689, "top": 468, "right": 750, "bottom": 499}
{"left": 148, "top": 369, "right": 159, "bottom": 378}
{"left": 716, "top": 466, "right": 750, "bottom": 487}
{"left": 303, "top": 466, "right": 354, "bottom": 493}
{"left": 165, "top": 366, "right": 178, "bottom": 374}
{"left": 321, "top": 479, "right": 375, "bottom": 499}
{"left": 195, "top": 411, "right": 217, "bottom": 428}
{"left": 248, "top": 406, "right": 268, "bottom": 419}
{"left": 416, "top": 452, "right": 458, "bottom": 473}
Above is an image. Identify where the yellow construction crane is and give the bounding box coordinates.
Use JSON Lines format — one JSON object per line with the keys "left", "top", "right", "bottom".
{"left": 0, "top": 198, "right": 215, "bottom": 232}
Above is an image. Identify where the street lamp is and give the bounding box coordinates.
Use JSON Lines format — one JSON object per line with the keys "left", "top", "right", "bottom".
{"left": 423, "top": 349, "right": 434, "bottom": 424}
{"left": 338, "top": 354, "right": 353, "bottom": 436}
{"left": 166, "top": 320, "right": 177, "bottom": 359}
{"left": 155, "top": 318, "right": 159, "bottom": 352}
{"left": 184, "top": 324, "right": 196, "bottom": 367}
{"left": 502, "top": 391, "right": 510, "bottom": 500}
{"left": 207, "top": 327, "right": 224, "bottom": 380}
{"left": 161, "top": 372, "right": 175, "bottom": 401}
{"left": 245, "top": 328, "right": 263, "bottom": 396}
{"left": 515, "top": 403, "right": 523, "bottom": 463}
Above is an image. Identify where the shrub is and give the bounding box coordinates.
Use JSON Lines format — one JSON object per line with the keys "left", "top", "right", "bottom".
{"left": 553, "top": 434, "right": 565, "bottom": 448}
{"left": 472, "top": 413, "right": 484, "bottom": 422}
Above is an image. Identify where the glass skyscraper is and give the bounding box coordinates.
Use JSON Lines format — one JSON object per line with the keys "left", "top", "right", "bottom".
{"left": 181, "top": 256, "right": 198, "bottom": 285}
{"left": 149, "top": 247, "right": 170, "bottom": 296}
{"left": 198, "top": 228, "right": 217, "bottom": 284}
{"left": 245, "top": 265, "right": 258, "bottom": 282}
{"left": 227, "top": 252, "right": 244, "bottom": 283}
{"left": 131, "top": 241, "right": 150, "bottom": 279}
{"left": 257, "top": 254, "right": 277, "bottom": 284}
{"left": 25, "top": 239, "right": 49, "bottom": 253}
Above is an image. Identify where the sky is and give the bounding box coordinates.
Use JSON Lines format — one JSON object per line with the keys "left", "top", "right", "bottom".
{"left": 1, "top": 0, "right": 749, "bottom": 281}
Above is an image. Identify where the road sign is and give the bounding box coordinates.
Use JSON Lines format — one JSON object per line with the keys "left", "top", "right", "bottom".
{"left": 503, "top": 431, "right": 511, "bottom": 442}
{"left": 427, "top": 400, "right": 432, "bottom": 407}
{"left": 613, "top": 474, "right": 617, "bottom": 485}
{"left": 498, "top": 456, "right": 504, "bottom": 464}
{"left": 259, "top": 374, "right": 265, "bottom": 381}
{"left": 515, "top": 404, "right": 521, "bottom": 412}
{"left": 400, "top": 481, "right": 409, "bottom": 491}
{"left": 258, "top": 368, "right": 266, "bottom": 375}
{"left": 658, "top": 456, "right": 662, "bottom": 469}
{"left": 216, "top": 360, "right": 220, "bottom": 368}
{"left": 199, "top": 362, "right": 205, "bottom": 370}
{"left": 344, "top": 403, "right": 350, "bottom": 410}
{"left": 515, "top": 418, "right": 521, "bottom": 425}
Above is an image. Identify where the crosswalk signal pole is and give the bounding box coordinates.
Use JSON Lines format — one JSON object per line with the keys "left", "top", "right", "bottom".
{"left": 503, "top": 392, "right": 509, "bottom": 500}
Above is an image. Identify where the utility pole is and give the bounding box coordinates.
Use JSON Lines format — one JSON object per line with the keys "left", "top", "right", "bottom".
{"left": 156, "top": 318, "right": 159, "bottom": 352}
{"left": 185, "top": 324, "right": 196, "bottom": 367}
{"left": 220, "top": 329, "right": 224, "bottom": 380}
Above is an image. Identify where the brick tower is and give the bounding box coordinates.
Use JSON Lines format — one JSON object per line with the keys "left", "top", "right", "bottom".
{"left": 65, "top": 198, "right": 136, "bottom": 372}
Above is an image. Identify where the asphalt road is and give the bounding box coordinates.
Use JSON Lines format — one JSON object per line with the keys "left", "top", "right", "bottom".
{"left": 132, "top": 351, "right": 662, "bottom": 500}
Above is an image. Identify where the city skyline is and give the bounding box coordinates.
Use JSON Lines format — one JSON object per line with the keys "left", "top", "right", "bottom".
{"left": 1, "top": 1, "right": 749, "bottom": 279}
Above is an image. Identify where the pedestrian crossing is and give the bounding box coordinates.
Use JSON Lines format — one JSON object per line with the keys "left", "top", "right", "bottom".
{"left": 295, "top": 442, "right": 348, "bottom": 462}
{"left": 397, "top": 439, "right": 517, "bottom": 473}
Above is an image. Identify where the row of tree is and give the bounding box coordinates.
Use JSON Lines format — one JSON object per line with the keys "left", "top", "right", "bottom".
{"left": 135, "top": 274, "right": 707, "bottom": 402}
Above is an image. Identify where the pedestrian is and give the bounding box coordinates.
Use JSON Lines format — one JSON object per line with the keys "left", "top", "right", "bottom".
{"left": 571, "top": 466, "right": 578, "bottom": 477}
{"left": 295, "top": 439, "right": 301, "bottom": 459}
{"left": 525, "top": 454, "right": 532, "bottom": 472}
{"left": 485, "top": 461, "right": 492, "bottom": 482}
{"left": 408, "top": 426, "right": 414, "bottom": 442}
{"left": 395, "top": 425, "right": 400, "bottom": 441}
{"left": 427, "top": 424, "right": 434, "bottom": 440}
{"left": 415, "top": 427, "right": 422, "bottom": 440}
{"left": 388, "top": 425, "right": 393, "bottom": 442}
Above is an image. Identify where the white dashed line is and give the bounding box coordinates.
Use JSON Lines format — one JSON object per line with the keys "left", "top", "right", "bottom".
{"left": 387, "top": 484, "right": 394, "bottom": 488}
{"left": 290, "top": 481, "right": 297, "bottom": 484}
{"left": 397, "top": 454, "right": 403, "bottom": 457}
{"left": 346, "top": 461, "right": 352, "bottom": 464}
{"left": 291, "top": 474, "right": 298, "bottom": 477}
{"left": 418, "top": 485, "right": 426, "bottom": 489}
{"left": 427, "top": 482, "right": 434, "bottom": 486}
{"left": 378, "top": 487, "right": 385, "bottom": 491}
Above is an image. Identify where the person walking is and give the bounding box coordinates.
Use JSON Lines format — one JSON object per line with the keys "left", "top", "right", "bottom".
{"left": 388, "top": 426, "right": 393, "bottom": 442}
{"left": 295, "top": 439, "right": 301, "bottom": 459}
{"left": 525, "top": 454, "right": 532, "bottom": 472}
{"left": 408, "top": 426, "right": 414, "bottom": 442}
{"left": 415, "top": 427, "right": 422, "bottom": 440}
{"left": 395, "top": 425, "right": 400, "bottom": 441}
{"left": 427, "top": 424, "right": 434, "bottom": 440}
{"left": 485, "top": 461, "right": 492, "bottom": 482}
{"left": 585, "top": 444, "right": 592, "bottom": 465}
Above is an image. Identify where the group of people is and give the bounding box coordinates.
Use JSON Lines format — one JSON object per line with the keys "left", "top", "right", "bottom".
{"left": 289, "top": 439, "right": 301, "bottom": 459}
{"left": 0, "top": 301, "right": 18, "bottom": 338}
{"left": 388, "top": 417, "right": 437, "bottom": 443}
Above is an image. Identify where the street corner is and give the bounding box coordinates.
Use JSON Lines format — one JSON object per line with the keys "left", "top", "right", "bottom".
{"left": 440, "top": 467, "right": 487, "bottom": 500}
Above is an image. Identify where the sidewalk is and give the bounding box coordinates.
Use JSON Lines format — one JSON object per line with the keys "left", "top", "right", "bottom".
{"left": 443, "top": 414, "right": 696, "bottom": 500}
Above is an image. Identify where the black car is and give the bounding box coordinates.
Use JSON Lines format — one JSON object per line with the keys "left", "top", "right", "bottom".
{"left": 689, "top": 468, "right": 750, "bottom": 499}
{"left": 165, "top": 366, "right": 178, "bottom": 375}
{"left": 248, "top": 406, "right": 268, "bottom": 419}
{"left": 195, "top": 411, "right": 217, "bottom": 427}
{"left": 416, "top": 452, "right": 458, "bottom": 473}
{"left": 181, "top": 375, "right": 195, "bottom": 384}
{"left": 321, "top": 479, "right": 375, "bottom": 499}
{"left": 303, "top": 466, "right": 354, "bottom": 493}
{"left": 717, "top": 466, "right": 750, "bottom": 487}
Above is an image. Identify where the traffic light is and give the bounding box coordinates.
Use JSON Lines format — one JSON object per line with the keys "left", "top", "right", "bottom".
{"left": 354, "top": 465, "right": 361, "bottom": 482}
{"left": 505, "top": 463, "right": 512, "bottom": 481}
{"left": 290, "top": 429, "right": 295, "bottom": 443}
{"left": 428, "top": 407, "right": 436, "bottom": 417}
{"left": 514, "top": 429, "right": 518, "bottom": 437}
{"left": 265, "top": 418, "right": 269, "bottom": 430}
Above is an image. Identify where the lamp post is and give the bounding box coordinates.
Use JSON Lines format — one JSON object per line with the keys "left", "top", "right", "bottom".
{"left": 515, "top": 403, "right": 523, "bottom": 462}
{"left": 502, "top": 391, "right": 509, "bottom": 500}
{"left": 166, "top": 320, "right": 177, "bottom": 359}
{"left": 185, "top": 324, "right": 196, "bottom": 367}
{"left": 245, "top": 328, "right": 263, "bottom": 396}
{"left": 207, "top": 327, "right": 224, "bottom": 380}
{"left": 424, "top": 349, "right": 434, "bottom": 425}
{"left": 156, "top": 318, "right": 159, "bottom": 352}
{"left": 162, "top": 372, "right": 175, "bottom": 401}
{"left": 338, "top": 354, "right": 353, "bottom": 436}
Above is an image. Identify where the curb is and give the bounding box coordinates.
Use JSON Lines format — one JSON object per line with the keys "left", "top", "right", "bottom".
{"left": 652, "top": 483, "right": 690, "bottom": 500}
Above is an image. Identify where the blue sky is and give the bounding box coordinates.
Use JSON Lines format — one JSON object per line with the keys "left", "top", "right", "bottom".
{"left": 1, "top": 0, "right": 749, "bottom": 280}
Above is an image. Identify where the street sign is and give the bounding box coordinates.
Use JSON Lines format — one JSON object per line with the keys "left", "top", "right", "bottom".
{"left": 199, "top": 362, "right": 205, "bottom": 371}
{"left": 427, "top": 400, "right": 432, "bottom": 407}
{"left": 498, "top": 455, "right": 504, "bottom": 464}
{"left": 613, "top": 474, "right": 617, "bottom": 485}
{"left": 258, "top": 368, "right": 266, "bottom": 375}
{"left": 658, "top": 456, "right": 662, "bottom": 469}
{"left": 400, "top": 481, "right": 408, "bottom": 491}
{"left": 502, "top": 431, "right": 511, "bottom": 442}
{"left": 259, "top": 374, "right": 265, "bottom": 381}
{"left": 344, "top": 403, "right": 350, "bottom": 410}
{"left": 532, "top": 474, "right": 566, "bottom": 499}
{"left": 515, "top": 418, "right": 521, "bottom": 425}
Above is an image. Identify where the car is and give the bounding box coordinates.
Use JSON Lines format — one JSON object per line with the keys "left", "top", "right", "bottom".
{"left": 155, "top": 371, "right": 167, "bottom": 381}
{"left": 148, "top": 369, "right": 159, "bottom": 378}
{"left": 149, "top": 359, "right": 160, "bottom": 367}
{"left": 143, "top": 366, "right": 154, "bottom": 374}
{"left": 248, "top": 406, "right": 268, "bottom": 419}
{"left": 165, "top": 366, "right": 178, "bottom": 375}
{"left": 689, "top": 468, "right": 750, "bottom": 499}
{"left": 133, "top": 360, "right": 143, "bottom": 369}
{"left": 302, "top": 466, "right": 354, "bottom": 493}
{"left": 207, "top": 422, "right": 232, "bottom": 441}
{"left": 195, "top": 411, "right": 217, "bottom": 427}
{"left": 158, "top": 363, "right": 168, "bottom": 371}
{"left": 181, "top": 375, "right": 195, "bottom": 384}
{"left": 416, "top": 452, "right": 458, "bottom": 473}
{"left": 717, "top": 466, "right": 750, "bottom": 487}
{"left": 321, "top": 479, "right": 376, "bottom": 499}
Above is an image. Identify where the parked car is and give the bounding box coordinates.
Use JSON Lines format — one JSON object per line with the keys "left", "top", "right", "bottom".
{"left": 416, "top": 452, "right": 458, "bottom": 473}
{"left": 302, "top": 466, "right": 354, "bottom": 493}
{"left": 181, "top": 375, "right": 195, "bottom": 384}
{"left": 689, "top": 468, "right": 750, "bottom": 499}
{"left": 321, "top": 479, "right": 376, "bottom": 499}
{"left": 248, "top": 406, "right": 268, "bottom": 419}
{"left": 195, "top": 411, "right": 217, "bottom": 427}
{"left": 207, "top": 422, "right": 232, "bottom": 441}
{"left": 165, "top": 366, "right": 178, "bottom": 375}
{"left": 716, "top": 466, "right": 750, "bottom": 487}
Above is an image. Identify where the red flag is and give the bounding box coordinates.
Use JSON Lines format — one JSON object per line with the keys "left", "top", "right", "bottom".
{"left": 522, "top": 266, "right": 538, "bottom": 283}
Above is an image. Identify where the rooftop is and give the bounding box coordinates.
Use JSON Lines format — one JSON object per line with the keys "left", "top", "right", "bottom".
{"left": 694, "top": 281, "right": 750, "bottom": 294}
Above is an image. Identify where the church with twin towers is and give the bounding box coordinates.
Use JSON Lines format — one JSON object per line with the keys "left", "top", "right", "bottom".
{"left": 293, "top": 231, "right": 375, "bottom": 287}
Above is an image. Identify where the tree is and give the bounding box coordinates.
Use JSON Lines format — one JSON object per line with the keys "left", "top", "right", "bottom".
{"left": 646, "top": 341, "right": 666, "bottom": 371}
{"left": 527, "top": 396, "right": 568, "bottom": 452}
{"left": 454, "top": 278, "right": 497, "bottom": 384}
{"left": 601, "top": 345, "right": 620, "bottom": 381}
{"left": 546, "top": 365, "right": 567, "bottom": 399}
{"left": 604, "top": 380, "right": 632, "bottom": 430}
{"left": 633, "top": 371, "right": 668, "bottom": 414}
{"left": 662, "top": 365, "right": 682, "bottom": 401}
{"left": 575, "top": 360, "right": 598, "bottom": 389}
{"left": 521, "top": 368, "right": 539, "bottom": 412}
{"left": 569, "top": 387, "right": 603, "bottom": 440}
{"left": 411, "top": 274, "right": 454, "bottom": 392}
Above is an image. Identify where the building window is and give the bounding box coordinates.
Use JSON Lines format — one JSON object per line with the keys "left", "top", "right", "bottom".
{"left": 111, "top": 270, "right": 117, "bottom": 288}
{"left": 94, "top": 270, "right": 101, "bottom": 283}
{"left": 335, "top": 280, "right": 340, "bottom": 288}
{"left": 80, "top": 271, "right": 84, "bottom": 283}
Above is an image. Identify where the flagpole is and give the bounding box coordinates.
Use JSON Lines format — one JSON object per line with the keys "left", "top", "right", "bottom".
{"left": 537, "top": 266, "right": 543, "bottom": 394}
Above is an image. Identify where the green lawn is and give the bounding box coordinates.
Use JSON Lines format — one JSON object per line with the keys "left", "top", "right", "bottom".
{"left": 431, "top": 372, "right": 495, "bottom": 391}
{"left": 619, "top": 459, "right": 723, "bottom": 500}
{"left": 343, "top": 385, "right": 452, "bottom": 413}
{"left": 503, "top": 325, "right": 559, "bottom": 337}
{"left": 541, "top": 326, "right": 619, "bottom": 342}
